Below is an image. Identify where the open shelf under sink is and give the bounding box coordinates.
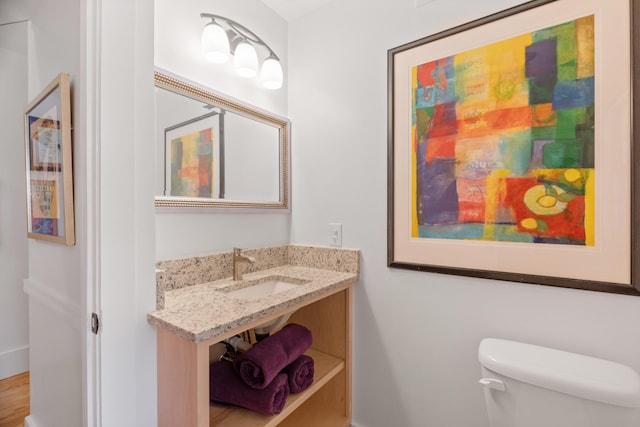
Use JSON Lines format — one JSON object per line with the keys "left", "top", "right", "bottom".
{"left": 209, "top": 348, "right": 345, "bottom": 427}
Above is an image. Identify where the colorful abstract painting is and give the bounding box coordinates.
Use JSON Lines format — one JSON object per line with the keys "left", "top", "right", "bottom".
{"left": 170, "top": 128, "right": 214, "bottom": 197}
{"left": 412, "top": 15, "right": 595, "bottom": 246}
{"left": 30, "top": 180, "right": 59, "bottom": 236}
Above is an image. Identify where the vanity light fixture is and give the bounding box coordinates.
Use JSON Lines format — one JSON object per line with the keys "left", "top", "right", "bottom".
{"left": 200, "top": 13, "right": 283, "bottom": 90}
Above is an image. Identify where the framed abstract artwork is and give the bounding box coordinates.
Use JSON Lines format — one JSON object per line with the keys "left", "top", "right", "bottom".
{"left": 388, "top": 0, "right": 640, "bottom": 295}
{"left": 24, "top": 73, "right": 75, "bottom": 246}
{"left": 164, "top": 111, "right": 223, "bottom": 199}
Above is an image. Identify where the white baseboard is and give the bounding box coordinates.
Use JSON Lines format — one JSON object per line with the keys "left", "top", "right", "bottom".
{"left": 24, "top": 415, "right": 38, "bottom": 427}
{"left": 0, "top": 345, "right": 28, "bottom": 380}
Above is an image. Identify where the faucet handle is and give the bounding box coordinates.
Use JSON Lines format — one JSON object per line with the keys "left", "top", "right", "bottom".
{"left": 234, "top": 248, "right": 254, "bottom": 261}
{"left": 233, "top": 247, "right": 250, "bottom": 258}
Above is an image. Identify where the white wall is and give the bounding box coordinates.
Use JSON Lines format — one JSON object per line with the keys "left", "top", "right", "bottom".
{"left": 21, "top": 0, "right": 84, "bottom": 425}
{"left": 0, "top": 20, "right": 29, "bottom": 381}
{"left": 97, "top": 0, "right": 157, "bottom": 426}
{"left": 287, "top": 1, "right": 640, "bottom": 426}
{"left": 154, "top": 0, "right": 291, "bottom": 260}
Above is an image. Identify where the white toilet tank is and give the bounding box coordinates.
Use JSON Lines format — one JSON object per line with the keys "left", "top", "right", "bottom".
{"left": 478, "top": 338, "right": 640, "bottom": 427}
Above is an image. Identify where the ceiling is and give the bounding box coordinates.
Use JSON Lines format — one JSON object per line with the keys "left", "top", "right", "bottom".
{"left": 261, "top": 0, "right": 335, "bottom": 22}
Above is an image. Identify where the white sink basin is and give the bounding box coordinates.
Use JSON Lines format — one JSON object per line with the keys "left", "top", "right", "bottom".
{"left": 224, "top": 279, "right": 301, "bottom": 301}
{"left": 222, "top": 277, "right": 306, "bottom": 335}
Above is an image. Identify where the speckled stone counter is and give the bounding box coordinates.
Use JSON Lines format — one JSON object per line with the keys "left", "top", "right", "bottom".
{"left": 148, "top": 245, "right": 359, "bottom": 343}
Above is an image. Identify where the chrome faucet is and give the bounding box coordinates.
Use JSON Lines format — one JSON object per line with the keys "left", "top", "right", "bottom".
{"left": 233, "top": 248, "right": 256, "bottom": 281}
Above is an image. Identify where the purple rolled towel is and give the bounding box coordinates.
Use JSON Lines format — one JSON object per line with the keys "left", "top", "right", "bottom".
{"left": 283, "top": 354, "right": 314, "bottom": 393}
{"left": 234, "top": 323, "right": 312, "bottom": 389}
{"left": 210, "top": 361, "right": 289, "bottom": 415}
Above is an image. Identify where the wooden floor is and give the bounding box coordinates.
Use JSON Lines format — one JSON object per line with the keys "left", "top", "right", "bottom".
{"left": 0, "top": 372, "right": 29, "bottom": 427}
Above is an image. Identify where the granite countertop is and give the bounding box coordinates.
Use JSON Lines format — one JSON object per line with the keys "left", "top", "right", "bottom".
{"left": 147, "top": 264, "right": 357, "bottom": 343}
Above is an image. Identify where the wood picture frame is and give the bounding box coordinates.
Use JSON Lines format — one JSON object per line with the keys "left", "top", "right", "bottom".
{"left": 388, "top": 0, "right": 640, "bottom": 295}
{"left": 24, "top": 73, "right": 75, "bottom": 246}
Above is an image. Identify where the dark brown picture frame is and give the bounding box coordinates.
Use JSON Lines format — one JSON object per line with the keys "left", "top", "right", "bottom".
{"left": 388, "top": 0, "right": 640, "bottom": 295}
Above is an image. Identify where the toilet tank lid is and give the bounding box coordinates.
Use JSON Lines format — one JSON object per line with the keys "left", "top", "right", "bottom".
{"left": 478, "top": 338, "right": 640, "bottom": 408}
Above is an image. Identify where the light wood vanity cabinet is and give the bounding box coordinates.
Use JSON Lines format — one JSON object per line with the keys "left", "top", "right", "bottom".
{"left": 155, "top": 283, "right": 353, "bottom": 427}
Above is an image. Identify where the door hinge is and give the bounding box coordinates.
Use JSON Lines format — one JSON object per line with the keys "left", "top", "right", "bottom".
{"left": 91, "top": 312, "right": 100, "bottom": 334}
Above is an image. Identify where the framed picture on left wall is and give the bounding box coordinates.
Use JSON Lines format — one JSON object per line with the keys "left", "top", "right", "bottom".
{"left": 24, "top": 72, "right": 75, "bottom": 245}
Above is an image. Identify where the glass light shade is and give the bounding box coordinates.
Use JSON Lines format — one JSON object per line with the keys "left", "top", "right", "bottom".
{"left": 261, "top": 57, "right": 283, "bottom": 90}
{"left": 202, "top": 22, "right": 230, "bottom": 64}
{"left": 233, "top": 41, "right": 258, "bottom": 78}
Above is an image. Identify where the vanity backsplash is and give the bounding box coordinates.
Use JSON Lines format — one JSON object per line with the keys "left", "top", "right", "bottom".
{"left": 155, "top": 245, "right": 360, "bottom": 309}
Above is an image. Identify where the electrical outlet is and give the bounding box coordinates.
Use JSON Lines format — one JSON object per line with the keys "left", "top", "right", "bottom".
{"left": 329, "top": 223, "right": 342, "bottom": 247}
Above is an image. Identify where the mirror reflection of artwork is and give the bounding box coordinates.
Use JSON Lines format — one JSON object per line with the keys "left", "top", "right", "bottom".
{"left": 170, "top": 128, "right": 213, "bottom": 197}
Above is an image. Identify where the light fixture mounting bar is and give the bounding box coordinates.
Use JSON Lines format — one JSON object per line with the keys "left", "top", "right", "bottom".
{"left": 200, "top": 13, "right": 279, "bottom": 60}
